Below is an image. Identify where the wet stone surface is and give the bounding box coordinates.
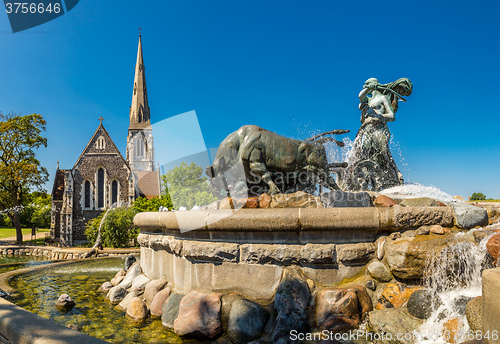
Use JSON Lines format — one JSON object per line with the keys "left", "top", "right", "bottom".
{"left": 9, "top": 258, "right": 206, "bottom": 344}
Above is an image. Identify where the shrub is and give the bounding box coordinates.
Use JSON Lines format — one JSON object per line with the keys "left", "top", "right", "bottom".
{"left": 132, "top": 196, "right": 173, "bottom": 212}
{"left": 84, "top": 207, "right": 138, "bottom": 248}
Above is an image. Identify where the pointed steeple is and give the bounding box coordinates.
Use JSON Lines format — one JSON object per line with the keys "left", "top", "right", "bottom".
{"left": 129, "top": 34, "right": 151, "bottom": 130}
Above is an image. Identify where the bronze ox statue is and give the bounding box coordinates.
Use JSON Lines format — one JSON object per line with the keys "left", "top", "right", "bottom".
{"left": 206, "top": 125, "right": 348, "bottom": 198}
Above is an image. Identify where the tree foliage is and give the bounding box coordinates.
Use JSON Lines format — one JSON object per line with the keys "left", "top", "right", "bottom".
{"left": 0, "top": 113, "right": 48, "bottom": 243}
{"left": 84, "top": 207, "right": 139, "bottom": 248}
{"left": 470, "top": 192, "right": 486, "bottom": 201}
{"left": 132, "top": 196, "right": 173, "bottom": 212}
{"left": 18, "top": 192, "right": 51, "bottom": 228}
{"left": 161, "top": 162, "right": 216, "bottom": 210}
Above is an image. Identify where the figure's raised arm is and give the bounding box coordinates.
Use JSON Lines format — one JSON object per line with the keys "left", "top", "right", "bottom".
{"left": 358, "top": 87, "right": 371, "bottom": 103}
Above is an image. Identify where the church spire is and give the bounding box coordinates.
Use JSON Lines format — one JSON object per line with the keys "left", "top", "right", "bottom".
{"left": 129, "top": 34, "right": 150, "bottom": 129}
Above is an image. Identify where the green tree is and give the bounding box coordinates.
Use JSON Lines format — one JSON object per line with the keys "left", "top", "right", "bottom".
{"left": 29, "top": 192, "right": 51, "bottom": 229}
{"left": 84, "top": 207, "right": 139, "bottom": 248}
{"left": 161, "top": 162, "right": 216, "bottom": 210}
{"left": 18, "top": 192, "right": 51, "bottom": 228}
{"left": 470, "top": 192, "right": 486, "bottom": 201}
{"left": 0, "top": 113, "right": 48, "bottom": 243}
{"left": 132, "top": 196, "right": 173, "bottom": 213}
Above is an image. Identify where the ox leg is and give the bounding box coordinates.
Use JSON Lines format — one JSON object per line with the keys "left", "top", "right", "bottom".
{"left": 248, "top": 148, "right": 280, "bottom": 195}
{"left": 305, "top": 166, "right": 340, "bottom": 191}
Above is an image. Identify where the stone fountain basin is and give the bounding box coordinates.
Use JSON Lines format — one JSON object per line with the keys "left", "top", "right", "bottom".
{"left": 134, "top": 205, "right": 488, "bottom": 300}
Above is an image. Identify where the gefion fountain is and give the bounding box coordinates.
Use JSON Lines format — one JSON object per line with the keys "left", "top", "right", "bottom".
{"left": 128, "top": 78, "right": 496, "bottom": 344}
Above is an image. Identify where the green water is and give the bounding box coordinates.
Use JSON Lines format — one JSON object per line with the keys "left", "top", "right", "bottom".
{"left": 9, "top": 258, "right": 207, "bottom": 344}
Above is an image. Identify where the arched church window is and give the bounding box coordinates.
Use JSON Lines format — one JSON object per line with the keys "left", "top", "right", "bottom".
{"left": 111, "top": 180, "right": 118, "bottom": 205}
{"left": 135, "top": 138, "right": 144, "bottom": 157}
{"left": 96, "top": 136, "right": 105, "bottom": 150}
{"left": 84, "top": 180, "right": 91, "bottom": 208}
{"left": 97, "top": 168, "right": 104, "bottom": 208}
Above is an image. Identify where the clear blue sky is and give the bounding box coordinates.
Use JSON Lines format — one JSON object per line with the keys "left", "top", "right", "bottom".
{"left": 1, "top": 0, "right": 499, "bottom": 198}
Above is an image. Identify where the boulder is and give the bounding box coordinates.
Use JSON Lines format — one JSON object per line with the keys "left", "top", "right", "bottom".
{"left": 150, "top": 287, "right": 171, "bottom": 317}
{"left": 367, "top": 261, "right": 393, "bottom": 282}
{"left": 321, "top": 190, "right": 372, "bottom": 208}
{"left": 173, "top": 291, "right": 222, "bottom": 339}
{"left": 365, "top": 280, "right": 377, "bottom": 291}
{"left": 270, "top": 268, "right": 311, "bottom": 343}
{"left": 106, "top": 285, "right": 128, "bottom": 304}
{"left": 258, "top": 193, "right": 272, "bottom": 208}
{"left": 453, "top": 295, "right": 473, "bottom": 315}
{"left": 487, "top": 233, "right": 500, "bottom": 266}
{"left": 385, "top": 235, "right": 470, "bottom": 280}
{"left": 270, "top": 191, "right": 323, "bottom": 208}
{"left": 465, "top": 296, "right": 483, "bottom": 332}
{"left": 453, "top": 195, "right": 465, "bottom": 202}
{"left": 374, "top": 195, "right": 397, "bottom": 207}
{"left": 448, "top": 202, "right": 488, "bottom": 229}
{"left": 429, "top": 224, "right": 451, "bottom": 235}
{"left": 416, "top": 226, "right": 431, "bottom": 236}
{"left": 376, "top": 236, "right": 386, "bottom": 260}
{"left": 124, "top": 255, "right": 137, "bottom": 272}
{"left": 144, "top": 279, "right": 168, "bottom": 306}
{"left": 110, "top": 269, "right": 126, "bottom": 286}
{"left": 236, "top": 197, "right": 259, "bottom": 209}
{"left": 98, "top": 282, "right": 113, "bottom": 293}
{"left": 376, "top": 282, "right": 422, "bottom": 309}
{"left": 118, "top": 263, "right": 142, "bottom": 289}
{"left": 315, "top": 286, "right": 372, "bottom": 330}
{"left": 337, "top": 242, "right": 376, "bottom": 265}
{"left": 55, "top": 294, "right": 76, "bottom": 312}
{"left": 111, "top": 275, "right": 125, "bottom": 287}
{"left": 474, "top": 229, "right": 497, "bottom": 244}
{"left": 126, "top": 297, "right": 148, "bottom": 321}
{"left": 442, "top": 318, "right": 463, "bottom": 344}
{"left": 131, "top": 274, "right": 151, "bottom": 293}
{"left": 400, "top": 197, "right": 439, "bottom": 207}
{"left": 162, "top": 293, "right": 184, "bottom": 330}
{"left": 406, "top": 289, "right": 440, "bottom": 319}
{"left": 117, "top": 291, "right": 138, "bottom": 311}
{"left": 367, "top": 308, "right": 423, "bottom": 344}
{"left": 227, "top": 298, "right": 269, "bottom": 343}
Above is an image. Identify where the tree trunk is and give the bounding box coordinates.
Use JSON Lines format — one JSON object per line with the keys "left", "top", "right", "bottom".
{"left": 11, "top": 191, "right": 23, "bottom": 244}
{"left": 14, "top": 212, "right": 22, "bottom": 244}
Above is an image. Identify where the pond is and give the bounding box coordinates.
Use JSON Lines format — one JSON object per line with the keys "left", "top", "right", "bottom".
{"left": 8, "top": 258, "right": 207, "bottom": 344}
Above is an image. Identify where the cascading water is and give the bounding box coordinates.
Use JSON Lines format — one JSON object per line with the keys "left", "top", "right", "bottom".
{"left": 415, "top": 228, "right": 496, "bottom": 344}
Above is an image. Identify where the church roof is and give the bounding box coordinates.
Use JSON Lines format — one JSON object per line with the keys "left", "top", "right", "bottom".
{"left": 73, "top": 120, "right": 130, "bottom": 170}
{"left": 129, "top": 35, "right": 151, "bottom": 130}
{"left": 51, "top": 168, "right": 70, "bottom": 201}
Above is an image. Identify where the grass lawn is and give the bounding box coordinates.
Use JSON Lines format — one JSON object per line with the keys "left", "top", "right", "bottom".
{"left": 0, "top": 227, "right": 50, "bottom": 239}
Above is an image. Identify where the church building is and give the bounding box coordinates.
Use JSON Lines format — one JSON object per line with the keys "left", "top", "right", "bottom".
{"left": 51, "top": 35, "right": 160, "bottom": 246}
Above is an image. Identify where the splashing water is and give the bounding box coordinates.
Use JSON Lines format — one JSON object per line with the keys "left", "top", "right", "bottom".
{"left": 91, "top": 202, "right": 125, "bottom": 250}
{"left": 380, "top": 183, "right": 454, "bottom": 203}
{"left": 415, "top": 232, "right": 494, "bottom": 344}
